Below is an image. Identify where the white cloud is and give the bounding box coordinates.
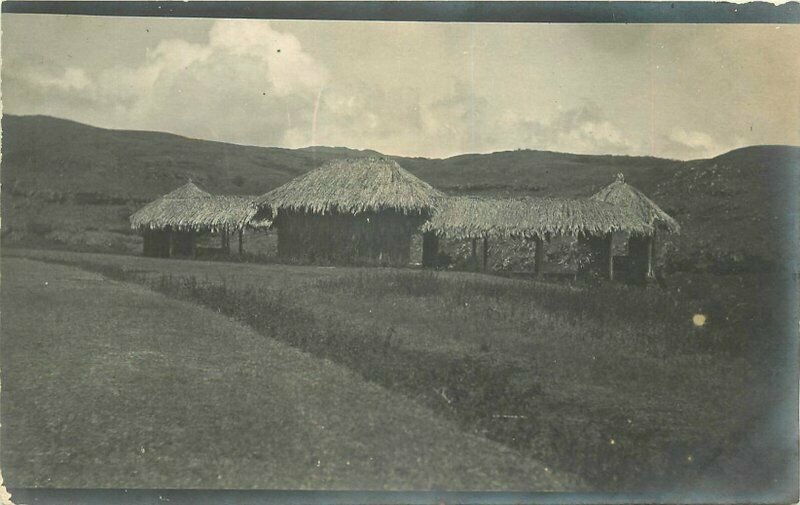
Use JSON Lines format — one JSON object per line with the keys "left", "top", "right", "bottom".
{"left": 10, "top": 20, "right": 328, "bottom": 147}
{"left": 506, "top": 103, "right": 640, "bottom": 156}
{"left": 209, "top": 20, "right": 327, "bottom": 95}
{"left": 23, "top": 67, "right": 92, "bottom": 92}
{"left": 305, "top": 86, "right": 639, "bottom": 158}
{"left": 295, "top": 81, "right": 427, "bottom": 155}
{"left": 556, "top": 118, "right": 636, "bottom": 154}
{"left": 91, "top": 39, "right": 213, "bottom": 106}
{"left": 665, "top": 127, "right": 725, "bottom": 159}
{"left": 8, "top": 20, "right": 791, "bottom": 159}
{"left": 109, "top": 19, "right": 326, "bottom": 104}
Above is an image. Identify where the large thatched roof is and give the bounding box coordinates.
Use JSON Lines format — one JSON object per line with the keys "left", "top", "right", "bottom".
{"left": 591, "top": 174, "right": 681, "bottom": 234}
{"left": 256, "top": 157, "right": 445, "bottom": 217}
{"left": 130, "top": 181, "right": 258, "bottom": 232}
{"left": 421, "top": 195, "right": 654, "bottom": 240}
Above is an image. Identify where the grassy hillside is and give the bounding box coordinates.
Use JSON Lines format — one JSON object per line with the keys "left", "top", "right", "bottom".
{"left": 1, "top": 115, "right": 797, "bottom": 270}
{"left": 0, "top": 115, "right": 378, "bottom": 200}
{"left": 1, "top": 255, "right": 577, "bottom": 490}
{"left": 8, "top": 249, "right": 796, "bottom": 496}
{"left": 650, "top": 145, "right": 799, "bottom": 271}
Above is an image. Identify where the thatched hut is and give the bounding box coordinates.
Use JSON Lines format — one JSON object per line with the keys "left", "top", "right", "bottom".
{"left": 130, "top": 181, "right": 258, "bottom": 258}
{"left": 591, "top": 174, "right": 680, "bottom": 280}
{"left": 255, "top": 157, "right": 444, "bottom": 266}
{"left": 421, "top": 195, "right": 653, "bottom": 277}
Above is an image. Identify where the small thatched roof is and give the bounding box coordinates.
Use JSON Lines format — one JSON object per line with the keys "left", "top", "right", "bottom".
{"left": 130, "top": 181, "right": 258, "bottom": 232}
{"left": 256, "top": 157, "right": 445, "bottom": 217}
{"left": 591, "top": 174, "right": 681, "bottom": 234}
{"left": 422, "top": 195, "right": 654, "bottom": 240}
{"left": 159, "top": 181, "right": 211, "bottom": 199}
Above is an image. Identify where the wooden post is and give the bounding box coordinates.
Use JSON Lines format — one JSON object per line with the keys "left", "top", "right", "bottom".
{"left": 482, "top": 236, "right": 489, "bottom": 272}
{"left": 471, "top": 238, "right": 477, "bottom": 261}
{"left": 648, "top": 229, "right": 657, "bottom": 280}
{"left": 534, "top": 235, "right": 544, "bottom": 277}
{"left": 238, "top": 229, "right": 244, "bottom": 255}
{"left": 606, "top": 232, "right": 614, "bottom": 281}
{"left": 168, "top": 231, "right": 174, "bottom": 258}
{"left": 221, "top": 230, "right": 230, "bottom": 254}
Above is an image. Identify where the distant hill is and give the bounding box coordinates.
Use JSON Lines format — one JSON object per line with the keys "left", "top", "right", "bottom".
{"left": 1, "top": 114, "right": 681, "bottom": 200}
{"left": 649, "top": 145, "right": 799, "bottom": 271}
{"left": 0, "top": 115, "right": 380, "bottom": 202}
{"left": 2, "top": 114, "right": 797, "bottom": 270}
{"left": 399, "top": 149, "right": 683, "bottom": 197}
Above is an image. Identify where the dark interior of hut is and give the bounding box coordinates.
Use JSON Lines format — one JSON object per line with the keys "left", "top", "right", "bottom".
{"left": 275, "top": 209, "right": 426, "bottom": 267}
{"left": 142, "top": 228, "right": 248, "bottom": 259}
{"left": 419, "top": 229, "right": 661, "bottom": 286}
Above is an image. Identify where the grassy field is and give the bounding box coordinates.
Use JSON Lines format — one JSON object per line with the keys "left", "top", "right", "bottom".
{"left": 0, "top": 255, "right": 578, "bottom": 490}
{"left": 2, "top": 249, "right": 797, "bottom": 497}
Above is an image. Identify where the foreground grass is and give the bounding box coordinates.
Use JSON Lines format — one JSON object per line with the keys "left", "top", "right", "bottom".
{"left": 0, "top": 257, "right": 577, "bottom": 490}
{"left": 6, "top": 249, "right": 797, "bottom": 495}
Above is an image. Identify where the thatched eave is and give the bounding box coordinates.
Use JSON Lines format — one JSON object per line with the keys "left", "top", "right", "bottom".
{"left": 421, "top": 195, "right": 654, "bottom": 240}
{"left": 129, "top": 182, "right": 258, "bottom": 233}
{"left": 591, "top": 174, "right": 681, "bottom": 234}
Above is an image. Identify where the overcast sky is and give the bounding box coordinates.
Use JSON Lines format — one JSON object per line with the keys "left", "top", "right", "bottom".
{"left": 3, "top": 15, "right": 799, "bottom": 159}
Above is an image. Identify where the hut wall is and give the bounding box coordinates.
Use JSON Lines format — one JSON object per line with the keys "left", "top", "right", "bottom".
{"left": 143, "top": 229, "right": 171, "bottom": 258}
{"left": 275, "top": 209, "right": 423, "bottom": 266}
{"left": 142, "top": 229, "right": 198, "bottom": 257}
{"left": 627, "top": 234, "right": 653, "bottom": 282}
{"left": 421, "top": 232, "right": 440, "bottom": 268}
{"left": 143, "top": 230, "right": 153, "bottom": 256}
{"left": 578, "top": 233, "right": 613, "bottom": 278}
{"left": 172, "top": 230, "right": 196, "bottom": 257}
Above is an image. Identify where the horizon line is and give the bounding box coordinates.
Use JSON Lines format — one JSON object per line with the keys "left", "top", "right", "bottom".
{"left": 8, "top": 112, "right": 795, "bottom": 164}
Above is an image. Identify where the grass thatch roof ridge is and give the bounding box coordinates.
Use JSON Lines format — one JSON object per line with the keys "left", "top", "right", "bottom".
{"left": 422, "top": 195, "right": 654, "bottom": 240}
{"left": 130, "top": 181, "right": 258, "bottom": 232}
{"left": 256, "top": 157, "right": 446, "bottom": 217}
{"left": 162, "top": 180, "right": 212, "bottom": 200}
{"left": 591, "top": 173, "right": 681, "bottom": 234}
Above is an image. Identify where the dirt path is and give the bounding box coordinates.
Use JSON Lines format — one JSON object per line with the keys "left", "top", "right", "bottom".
{"left": 1, "top": 257, "right": 577, "bottom": 490}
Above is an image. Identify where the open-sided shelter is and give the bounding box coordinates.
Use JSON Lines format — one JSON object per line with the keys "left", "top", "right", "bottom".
{"left": 591, "top": 174, "right": 680, "bottom": 280}
{"left": 421, "top": 195, "right": 653, "bottom": 277}
{"left": 130, "top": 181, "right": 258, "bottom": 258}
{"left": 255, "top": 157, "right": 445, "bottom": 266}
